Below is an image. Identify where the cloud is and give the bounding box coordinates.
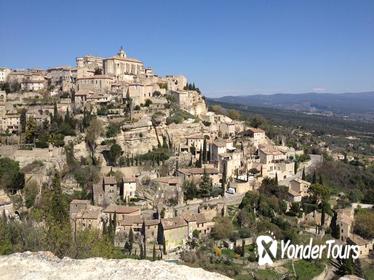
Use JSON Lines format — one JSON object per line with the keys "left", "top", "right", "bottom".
{"left": 312, "top": 87, "right": 327, "bottom": 92}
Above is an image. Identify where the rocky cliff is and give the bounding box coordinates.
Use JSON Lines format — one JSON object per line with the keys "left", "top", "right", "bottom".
{"left": 0, "top": 251, "right": 230, "bottom": 280}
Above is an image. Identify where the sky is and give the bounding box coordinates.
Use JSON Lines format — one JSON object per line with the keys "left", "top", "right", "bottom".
{"left": 0, "top": 0, "right": 373, "bottom": 97}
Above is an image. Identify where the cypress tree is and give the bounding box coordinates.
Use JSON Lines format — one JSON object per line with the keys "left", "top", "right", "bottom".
{"left": 319, "top": 175, "right": 323, "bottom": 185}
{"left": 153, "top": 243, "right": 156, "bottom": 261}
{"left": 202, "top": 137, "right": 207, "bottom": 163}
{"left": 241, "top": 239, "right": 245, "bottom": 257}
{"left": 312, "top": 170, "right": 317, "bottom": 184}
{"left": 302, "top": 167, "right": 306, "bottom": 180}
{"left": 196, "top": 147, "right": 202, "bottom": 168}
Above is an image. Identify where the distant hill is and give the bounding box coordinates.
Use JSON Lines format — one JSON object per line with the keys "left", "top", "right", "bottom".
{"left": 211, "top": 92, "right": 374, "bottom": 116}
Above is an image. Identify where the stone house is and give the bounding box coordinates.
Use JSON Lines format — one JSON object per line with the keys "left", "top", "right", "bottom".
{"left": 93, "top": 176, "right": 119, "bottom": 206}
{"left": 347, "top": 234, "right": 373, "bottom": 258}
{"left": 218, "top": 150, "right": 241, "bottom": 179}
{"left": 143, "top": 219, "right": 160, "bottom": 243}
{"left": 159, "top": 217, "right": 188, "bottom": 252}
{"left": 240, "top": 127, "right": 266, "bottom": 147}
{"left": 258, "top": 145, "right": 286, "bottom": 164}
{"left": 219, "top": 122, "right": 236, "bottom": 137}
{"left": 336, "top": 208, "right": 354, "bottom": 242}
{"left": 210, "top": 139, "right": 234, "bottom": 162}
{"left": 0, "top": 68, "right": 11, "bottom": 82}
{"left": 103, "top": 204, "right": 141, "bottom": 222}
{"left": 76, "top": 75, "right": 113, "bottom": 93}
{"left": 171, "top": 90, "right": 207, "bottom": 117}
{"left": 153, "top": 176, "right": 184, "bottom": 205}
{"left": 288, "top": 178, "right": 311, "bottom": 202}
{"left": 182, "top": 212, "right": 215, "bottom": 238}
{"left": 21, "top": 73, "right": 46, "bottom": 91}
{"left": 123, "top": 177, "right": 137, "bottom": 202}
{"left": 229, "top": 178, "right": 253, "bottom": 194}
{"left": 69, "top": 200, "right": 104, "bottom": 233}
{"left": 177, "top": 167, "right": 221, "bottom": 186}
{"left": 1, "top": 111, "right": 20, "bottom": 133}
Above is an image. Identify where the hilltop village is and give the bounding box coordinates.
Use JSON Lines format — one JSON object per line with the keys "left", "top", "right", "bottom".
{"left": 0, "top": 48, "right": 373, "bottom": 279}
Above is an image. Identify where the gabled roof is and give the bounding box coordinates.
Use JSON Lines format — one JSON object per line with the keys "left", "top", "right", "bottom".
{"left": 161, "top": 217, "right": 187, "bottom": 230}
{"left": 103, "top": 176, "right": 117, "bottom": 185}
{"left": 291, "top": 178, "right": 311, "bottom": 186}
{"left": 154, "top": 176, "right": 181, "bottom": 185}
{"left": 144, "top": 219, "right": 160, "bottom": 226}
{"left": 104, "top": 204, "right": 140, "bottom": 214}
{"left": 178, "top": 168, "right": 219, "bottom": 176}
{"left": 70, "top": 199, "right": 91, "bottom": 205}
{"left": 118, "top": 215, "right": 143, "bottom": 226}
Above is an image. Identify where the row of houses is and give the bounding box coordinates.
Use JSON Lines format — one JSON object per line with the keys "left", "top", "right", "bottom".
{"left": 70, "top": 199, "right": 216, "bottom": 252}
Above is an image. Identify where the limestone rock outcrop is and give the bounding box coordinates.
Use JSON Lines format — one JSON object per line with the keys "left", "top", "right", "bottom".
{"left": 0, "top": 251, "right": 230, "bottom": 280}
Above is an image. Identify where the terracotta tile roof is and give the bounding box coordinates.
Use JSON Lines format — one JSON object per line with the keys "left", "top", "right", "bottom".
{"left": 154, "top": 177, "right": 181, "bottom": 185}
{"left": 118, "top": 215, "right": 143, "bottom": 226}
{"left": 144, "top": 219, "right": 160, "bottom": 226}
{"left": 291, "top": 178, "right": 311, "bottom": 185}
{"left": 348, "top": 234, "right": 371, "bottom": 246}
{"left": 70, "top": 199, "right": 91, "bottom": 205}
{"left": 161, "top": 217, "right": 187, "bottom": 230}
{"left": 246, "top": 127, "right": 265, "bottom": 133}
{"left": 104, "top": 204, "right": 140, "bottom": 214}
{"left": 178, "top": 168, "right": 219, "bottom": 176}
{"left": 123, "top": 177, "right": 136, "bottom": 183}
{"left": 103, "top": 176, "right": 117, "bottom": 185}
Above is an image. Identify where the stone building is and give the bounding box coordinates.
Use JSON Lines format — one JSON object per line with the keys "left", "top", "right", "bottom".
{"left": 46, "top": 66, "right": 77, "bottom": 92}
{"left": 103, "top": 47, "right": 145, "bottom": 82}
{"left": 123, "top": 177, "right": 137, "bottom": 202}
{"left": 210, "top": 139, "right": 234, "bottom": 162}
{"left": 143, "top": 219, "right": 160, "bottom": 243}
{"left": 0, "top": 67, "right": 11, "bottom": 82}
{"left": 70, "top": 200, "right": 104, "bottom": 233}
{"left": 159, "top": 217, "right": 188, "bottom": 252}
{"left": 177, "top": 167, "right": 221, "bottom": 186}
{"left": 171, "top": 90, "right": 207, "bottom": 117}
{"left": 76, "top": 75, "right": 113, "bottom": 93}
{"left": 1, "top": 110, "right": 20, "bottom": 133}
{"left": 103, "top": 205, "right": 141, "bottom": 222}
{"left": 20, "top": 73, "right": 46, "bottom": 91}
{"left": 288, "top": 178, "right": 311, "bottom": 202}
{"left": 76, "top": 55, "right": 103, "bottom": 78}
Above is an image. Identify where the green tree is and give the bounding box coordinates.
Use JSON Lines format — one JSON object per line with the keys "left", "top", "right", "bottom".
{"left": 25, "top": 116, "right": 38, "bottom": 144}
{"left": 24, "top": 180, "right": 39, "bottom": 208}
{"left": 330, "top": 211, "right": 341, "bottom": 239}
{"left": 200, "top": 169, "right": 212, "bottom": 197}
{"left": 202, "top": 137, "right": 208, "bottom": 163}
{"left": 85, "top": 118, "right": 103, "bottom": 164}
{"left": 183, "top": 180, "right": 198, "bottom": 200}
{"left": 125, "top": 228, "right": 134, "bottom": 254}
{"left": 211, "top": 217, "right": 233, "bottom": 240}
{"left": 108, "top": 144, "right": 122, "bottom": 166}
{"left": 152, "top": 243, "right": 156, "bottom": 261}
{"left": 312, "top": 170, "right": 317, "bottom": 184}
{"left": 0, "top": 157, "right": 25, "bottom": 193}
{"left": 20, "top": 109, "right": 27, "bottom": 133}
{"left": 44, "top": 172, "right": 71, "bottom": 257}
{"left": 308, "top": 183, "right": 330, "bottom": 204}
